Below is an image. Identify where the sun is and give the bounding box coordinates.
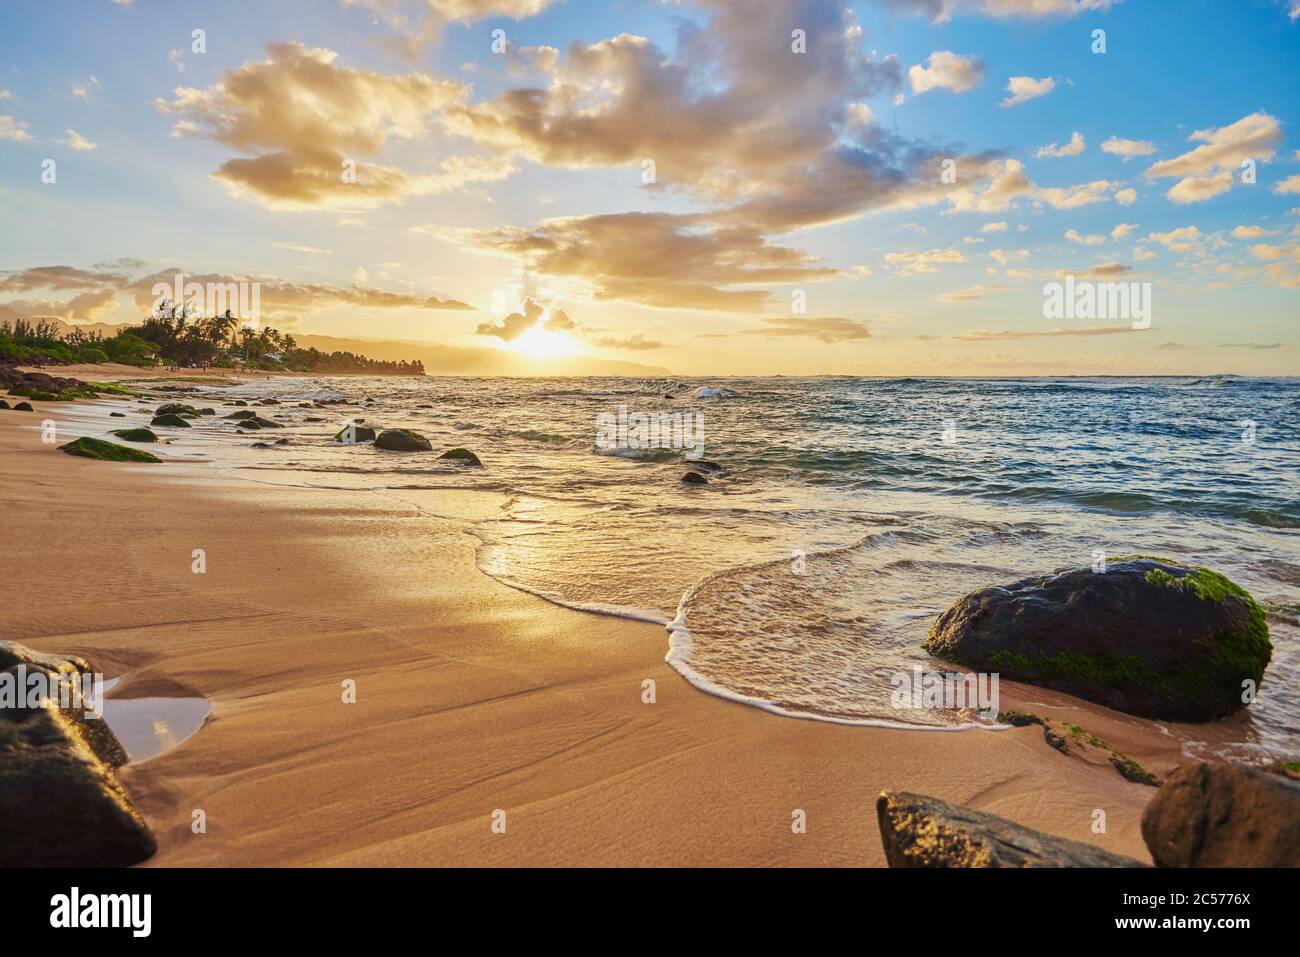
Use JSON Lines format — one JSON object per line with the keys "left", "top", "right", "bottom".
{"left": 506, "top": 321, "right": 580, "bottom": 359}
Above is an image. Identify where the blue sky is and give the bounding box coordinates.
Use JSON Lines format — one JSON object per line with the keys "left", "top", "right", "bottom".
{"left": 1, "top": 0, "right": 1298, "bottom": 375}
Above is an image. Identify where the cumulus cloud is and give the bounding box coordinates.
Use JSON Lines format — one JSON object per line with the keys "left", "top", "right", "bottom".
{"left": 1000, "top": 75, "right": 1054, "bottom": 108}
{"left": 1065, "top": 228, "right": 1105, "bottom": 245}
{"left": 0, "top": 116, "right": 32, "bottom": 141}
{"left": 1145, "top": 111, "right": 1282, "bottom": 204}
{"left": 57, "top": 128, "right": 98, "bottom": 151}
{"left": 153, "top": 41, "right": 480, "bottom": 208}
{"left": 476, "top": 298, "right": 575, "bottom": 341}
{"left": 908, "top": 51, "right": 985, "bottom": 94}
{"left": 884, "top": 247, "right": 966, "bottom": 274}
{"left": 1035, "top": 131, "right": 1084, "bottom": 158}
{"left": 1144, "top": 226, "right": 1200, "bottom": 253}
{"left": 1101, "top": 136, "right": 1156, "bottom": 160}
{"left": 1273, "top": 174, "right": 1300, "bottom": 196}
{"left": 938, "top": 283, "right": 1008, "bottom": 302}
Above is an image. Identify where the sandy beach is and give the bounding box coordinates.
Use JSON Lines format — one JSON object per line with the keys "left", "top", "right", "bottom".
{"left": 0, "top": 385, "right": 1195, "bottom": 868}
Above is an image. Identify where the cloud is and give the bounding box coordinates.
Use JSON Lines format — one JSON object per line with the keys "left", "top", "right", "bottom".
{"left": 1232, "top": 225, "right": 1276, "bottom": 239}
{"left": 1114, "top": 187, "right": 1137, "bottom": 205}
{"left": 742, "top": 315, "right": 872, "bottom": 343}
{"left": 1101, "top": 137, "right": 1155, "bottom": 160}
{"left": 0, "top": 289, "right": 121, "bottom": 324}
{"left": 469, "top": 212, "right": 838, "bottom": 311}
{"left": 1000, "top": 75, "right": 1054, "bottom": 108}
{"left": 919, "top": 323, "right": 1138, "bottom": 341}
{"left": 57, "top": 128, "right": 98, "bottom": 151}
{"left": 1056, "top": 262, "right": 1132, "bottom": 280}
{"left": 591, "top": 333, "right": 664, "bottom": 351}
{"left": 476, "top": 298, "right": 574, "bottom": 341}
{"left": 881, "top": 0, "right": 1117, "bottom": 21}
{"left": 0, "top": 116, "right": 32, "bottom": 141}
{"left": 938, "top": 283, "right": 1008, "bottom": 302}
{"left": 0, "top": 265, "right": 129, "bottom": 292}
{"left": 908, "top": 51, "right": 985, "bottom": 94}
{"left": 271, "top": 241, "right": 331, "bottom": 254}
{"left": 1144, "top": 226, "right": 1200, "bottom": 253}
{"left": 1065, "top": 229, "right": 1105, "bottom": 245}
{"left": 1274, "top": 174, "right": 1300, "bottom": 196}
{"left": 1145, "top": 111, "right": 1282, "bottom": 204}
{"left": 980, "top": 221, "right": 1008, "bottom": 233}
{"left": 70, "top": 76, "right": 99, "bottom": 101}
{"left": 1036, "top": 131, "right": 1084, "bottom": 158}
{"left": 884, "top": 247, "right": 967, "bottom": 274}
{"left": 153, "top": 42, "right": 475, "bottom": 209}
{"left": 1110, "top": 223, "right": 1138, "bottom": 240}
{"left": 988, "top": 248, "right": 1029, "bottom": 265}
{"left": 1222, "top": 342, "right": 1282, "bottom": 350}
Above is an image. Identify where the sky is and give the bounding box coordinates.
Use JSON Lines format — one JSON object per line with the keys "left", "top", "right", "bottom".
{"left": 0, "top": 0, "right": 1298, "bottom": 376}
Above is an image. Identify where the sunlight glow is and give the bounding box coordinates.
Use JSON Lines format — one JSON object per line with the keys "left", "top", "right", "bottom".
{"left": 504, "top": 321, "right": 580, "bottom": 359}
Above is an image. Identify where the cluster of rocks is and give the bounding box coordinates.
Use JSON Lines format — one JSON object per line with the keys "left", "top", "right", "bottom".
{"left": 874, "top": 556, "right": 1291, "bottom": 867}
{"left": 877, "top": 760, "right": 1300, "bottom": 868}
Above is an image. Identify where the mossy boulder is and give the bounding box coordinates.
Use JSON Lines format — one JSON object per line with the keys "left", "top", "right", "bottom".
{"left": 0, "top": 641, "right": 155, "bottom": 866}
{"left": 374, "top": 429, "right": 432, "bottom": 452}
{"left": 110, "top": 428, "right": 159, "bottom": 443}
{"left": 438, "top": 447, "right": 482, "bottom": 466}
{"left": 13, "top": 401, "right": 33, "bottom": 412}
{"left": 59, "top": 437, "right": 162, "bottom": 463}
{"left": 223, "top": 410, "right": 257, "bottom": 420}
{"left": 155, "top": 402, "right": 201, "bottom": 417}
{"left": 335, "top": 424, "right": 377, "bottom": 443}
{"left": 925, "top": 558, "right": 1271, "bottom": 722}
{"left": 0, "top": 399, "right": 8, "bottom": 410}
{"left": 150, "top": 413, "right": 191, "bottom": 428}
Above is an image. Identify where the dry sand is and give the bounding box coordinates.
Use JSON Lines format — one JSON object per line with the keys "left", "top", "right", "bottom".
{"left": 0, "top": 398, "right": 1182, "bottom": 866}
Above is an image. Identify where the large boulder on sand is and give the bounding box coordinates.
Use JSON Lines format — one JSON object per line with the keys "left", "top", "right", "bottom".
{"left": 0, "top": 641, "right": 155, "bottom": 866}
{"left": 1141, "top": 761, "right": 1300, "bottom": 867}
{"left": 876, "top": 790, "right": 1144, "bottom": 868}
{"left": 924, "top": 557, "right": 1271, "bottom": 722}
{"left": 374, "top": 429, "right": 432, "bottom": 452}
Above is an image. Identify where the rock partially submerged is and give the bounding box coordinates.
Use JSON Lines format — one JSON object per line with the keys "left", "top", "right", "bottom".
{"left": 438, "top": 447, "right": 482, "bottom": 466}
{"left": 155, "top": 402, "right": 201, "bottom": 417}
{"left": 680, "top": 471, "right": 708, "bottom": 485}
{"left": 876, "top": 790, "right": 1145, "bottom": 868}
{"left": 110, "top": 427, "right": 159, "bottom": 443}
{"left": 150, "top": 413, "right": 191, "bottom": 428}
{"left": 60, "top": 437, "right": 162, "bottom": 463}
{"left": 1141, "top": 761, "right": 1300, "bottom": 867}
{"left": 335, "top": 424, "right": 377, "bottom": 443}
{"left": 0, "top": 641, "right": 155, "bottom": 866}
{"left": 374, "top": 428, "right": 432, "bottom": 452}
{"left": 924, "top": 557, "right": 1271, "bottom": 722}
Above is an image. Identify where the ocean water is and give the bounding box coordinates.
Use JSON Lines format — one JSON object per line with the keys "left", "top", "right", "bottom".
{"left": 158, "top": 375, "right": 1299, "bottom": 760}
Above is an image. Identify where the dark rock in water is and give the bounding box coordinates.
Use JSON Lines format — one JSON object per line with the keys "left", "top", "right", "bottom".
{"left": 251, "top": 441, "right": 272, "bottom": 449}
{"left": 110, "top": 428, "right": 159, "bottom": 444}
{"left": 374, "top": 428, "right": 432, "bottom": 452}
{"left": 232, "top": 399, "right": 248, "bottom": 406}
{"left": 876, "top": 791, "right": 1145, "bottom": 868}
{"left": 224, "top": 410, "right": 257, "bottom": 420}
{"left": 1141, "top": 761, "right": 1300, "bottom": 867}
{"left": 680, "top": 471, "right": 708, "bottom": 485}
{"left": 13, "top": 401, "right": 33, "bottom": 412}
{"left": 150, "top": 413, "right": 191, "bottom": 428}
{"left": 335, "top": 425, "right": 377, "bottom": 443}
{"left": 274, "top": 437, "right": 289, "bottom": 445}
{"left": 305, "top": 416, "right": 324, "bottom": 422}
{"left": 109, "top": 411, "right": 125, "bottom": 417}
{"left": 257, "top": 398, "right": 279, "bottom": 405}
{"left": 686, "top": 459, "right": 723, "bottom": 473}
{"left": 0, "top": 641, "right": 155, "bottom": 866}
{"left": 246, "top": 416, "right": 282, "bottom": 429}
{"left": 438, "top": 447, "right": 482, "bottom": 466}
{"left": 155, "top": 402, "right": 200, "bottom": 417}
{"left": 60, "top": 437, "right": 162, "bottom": 463}
{"left": 924, "top": 557, "right": 1271, "bottom": 722}
{"left": 199, "top": 408, "right": 216, "bottom": 416}
{"left": 0, "top": 399, "right": 10, "bottom": 409}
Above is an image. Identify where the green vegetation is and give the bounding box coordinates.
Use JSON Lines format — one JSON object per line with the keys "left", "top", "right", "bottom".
{"left": 156, "top": 403, "right": 202, "bottom": 417}
{"left": 59, "top": 436, "right": 162, "bottom": 463}
{"left": 1, "top": 308, "right": 424, "bottom": 375}
{"left": 110, "top": 428, "right": 159, "bottom": 443}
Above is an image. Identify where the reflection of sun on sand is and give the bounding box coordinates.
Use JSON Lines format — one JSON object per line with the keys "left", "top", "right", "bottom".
{"left": 0, "top": 403, "right": 1168, "bottom": 866}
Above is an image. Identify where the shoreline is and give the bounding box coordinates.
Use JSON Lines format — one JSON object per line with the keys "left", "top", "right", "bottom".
{"left": 0, "top": 389, "right": 1176, "bottom": 866}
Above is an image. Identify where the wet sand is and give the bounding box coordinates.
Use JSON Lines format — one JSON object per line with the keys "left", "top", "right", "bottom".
{"left": 0, "top": 397, "right": 1176, "bottom": 866}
